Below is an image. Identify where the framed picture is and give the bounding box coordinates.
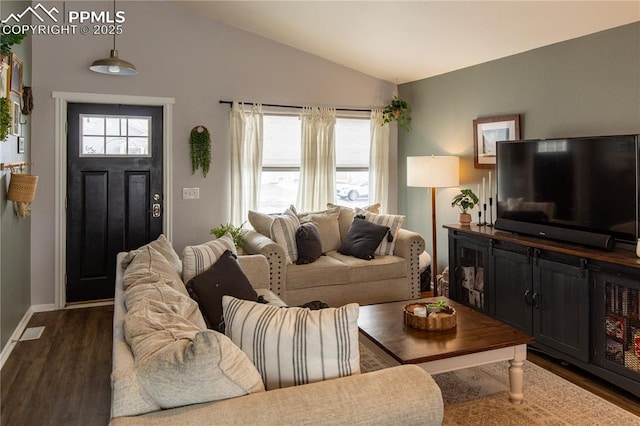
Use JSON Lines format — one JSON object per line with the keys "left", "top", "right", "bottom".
{"left": 0, "top": 54, "right": 9, "bottom": 98}
{"left": 473, "top": 114, "right": 521, "bottom": 169}
{"left": 17, "top": 136, "right": 25, "bottom": 154}
{"left": 10, "top": 53, "right": 23, "bottom": 96}
{"left": 12, "top": 101, "right": 20, "bottom": 135}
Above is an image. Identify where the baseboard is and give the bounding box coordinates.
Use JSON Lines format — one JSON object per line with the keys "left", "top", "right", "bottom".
{"left": 0, "top": 304, "right": 56, "bottom": 370}
{"left": 0, "top": 307, "right": 34, "bottom": 370}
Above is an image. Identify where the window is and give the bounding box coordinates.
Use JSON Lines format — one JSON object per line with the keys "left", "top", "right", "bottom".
{"left": 80, "top": 114, "right": 151, "bottom": 156}
{"left": 258, "top": 114, "right": 370, "bottom": 212}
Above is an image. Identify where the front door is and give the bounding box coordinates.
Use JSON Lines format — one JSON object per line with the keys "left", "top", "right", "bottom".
{"left": 66, "top": 103, "right": 163, "bottom": 303}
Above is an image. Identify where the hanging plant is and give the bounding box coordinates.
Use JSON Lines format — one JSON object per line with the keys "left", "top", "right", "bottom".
{"left": 189, "top": 125, "right": 212, "bottom": 177}
{"left": 0, "top": 97, "right": 11, "bottom": 141}
{"left": 382, "top": 96, "right": 411, "bottom": 131}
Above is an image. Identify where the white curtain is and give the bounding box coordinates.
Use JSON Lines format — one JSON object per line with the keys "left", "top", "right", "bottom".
{"left": 369, "top": 109, "right": 390, "bottom": 212}
{"left": 297, "top": 107, "right": 337, "bottom": 211}
{"left": 230, "top": 102, "right": 263, "bottom": 225}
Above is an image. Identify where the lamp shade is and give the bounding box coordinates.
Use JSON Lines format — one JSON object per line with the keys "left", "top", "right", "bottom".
{"left": 407, "top": 156, "right": 459, "bottom": 188}
{"left": 90, "top": 49, "right": 137, "bottom": 76}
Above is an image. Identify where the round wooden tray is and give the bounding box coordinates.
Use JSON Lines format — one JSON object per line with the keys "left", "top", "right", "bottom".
{"left": 404, "top": 303, "right": 457, "bottom": 331}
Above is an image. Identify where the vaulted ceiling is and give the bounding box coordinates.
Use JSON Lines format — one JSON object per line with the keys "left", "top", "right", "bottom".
{"left": 176, "top": 1, "right": 639, "bottom": 84}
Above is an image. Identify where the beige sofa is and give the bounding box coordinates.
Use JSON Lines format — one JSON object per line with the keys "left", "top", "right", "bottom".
{"left": 244, "top": 205, "right": 426, "bottom": 307}
{"left": 111, "top": 248, "right": 444, "bottom": 425}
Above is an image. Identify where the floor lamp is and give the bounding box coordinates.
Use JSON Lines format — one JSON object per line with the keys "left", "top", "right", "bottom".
{"left": 407, "top": 156, "right": 459, "bottom": 296}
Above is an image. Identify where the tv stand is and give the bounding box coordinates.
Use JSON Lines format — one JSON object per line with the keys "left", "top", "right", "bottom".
{"left": 446, "top": 224, "right": 640, "bottom": 398}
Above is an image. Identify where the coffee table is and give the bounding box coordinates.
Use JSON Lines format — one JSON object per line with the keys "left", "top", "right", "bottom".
{"left": 358, "top": 297, "right": 535, "bottom": 404}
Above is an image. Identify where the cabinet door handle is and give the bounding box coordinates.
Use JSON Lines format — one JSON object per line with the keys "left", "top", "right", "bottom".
{"left": 524, "top": 289, "right": 532, "bottom": 306}
{"left": 532, "top": 292, "right": 540, "bottom": 309}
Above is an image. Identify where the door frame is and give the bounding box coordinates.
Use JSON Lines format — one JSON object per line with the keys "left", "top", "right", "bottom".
{"left": 53, "top": 92, "right": 175, "bottom": 309}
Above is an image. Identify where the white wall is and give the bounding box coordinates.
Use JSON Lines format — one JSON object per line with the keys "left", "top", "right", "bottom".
{"left": 29, "top": 1, "right": 396, "bottom": 305}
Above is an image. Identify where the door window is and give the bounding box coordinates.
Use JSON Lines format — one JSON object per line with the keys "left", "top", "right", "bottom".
{"left": 80, "top": 114, "right": 151, "bottom": 156}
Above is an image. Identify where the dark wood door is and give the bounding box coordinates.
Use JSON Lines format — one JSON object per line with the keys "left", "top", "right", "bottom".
{"left": 66, "top": 103, "right": 163, "bottom": 303}
{"left": 492, "top": 247, "right": 533, "bottom": 332}
{"left": 533, "top": 258, "right": 590, "bottom": 362}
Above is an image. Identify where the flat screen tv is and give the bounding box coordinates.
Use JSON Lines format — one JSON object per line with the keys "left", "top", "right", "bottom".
{"left": 495, "top": 134, "right": 639, "bottom": 249}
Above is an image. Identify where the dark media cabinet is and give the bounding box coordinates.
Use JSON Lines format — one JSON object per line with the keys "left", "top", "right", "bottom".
{"left": 446, "top": 224, "right": 640, "bottom": 398}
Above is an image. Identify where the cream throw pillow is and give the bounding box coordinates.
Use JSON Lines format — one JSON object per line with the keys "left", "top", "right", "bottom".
{"left": 222, "top": 296, "right": 360, "bottom": 391}
{"left": 354, "top": 208, "right": 404, "bottom": 255}
{"left": 182, "top": 233, "right": 237, "bottom": 283}
{"left": 248, "top": 210, "right": 276, "bottom": 237}
{"left": 270, "top": 208, "right": 300, "bottom": 264}
{"left": 293, "top": 205, "right": 341, "bottom": 253}
{"left": 124, "top": 298, "right": 265, "bottom": 412}
{"left": 328, "top": 202, "right": 381, "bottom": 242}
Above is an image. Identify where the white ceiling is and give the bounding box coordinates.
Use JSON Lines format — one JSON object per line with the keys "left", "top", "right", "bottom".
{"left": 176, "top": 1, "right": 640, "bottom": 84}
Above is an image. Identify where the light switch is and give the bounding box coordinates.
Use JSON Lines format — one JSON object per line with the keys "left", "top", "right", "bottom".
{"left": 182, "top": 187, "right": 199, "bottom": 199}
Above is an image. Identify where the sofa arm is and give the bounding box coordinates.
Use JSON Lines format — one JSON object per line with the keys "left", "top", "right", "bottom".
{"left": 393, "top": 228, "right": 426, "bottom": 299}
{"left": 243, "top": 230, "right": 286, "bottom": 296}
{"left": 109, "top": 365, "right": 443, "bottom": 425}
{"left": 237, "top": 254, "right": 270, "bottom": 290}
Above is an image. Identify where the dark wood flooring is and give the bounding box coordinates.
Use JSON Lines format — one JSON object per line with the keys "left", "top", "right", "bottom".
{"left": 1, "top": 306, "right": 639, "bottom": 425}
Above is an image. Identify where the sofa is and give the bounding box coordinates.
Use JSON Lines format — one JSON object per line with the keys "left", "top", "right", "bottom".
{"left": 110, "top": 236, "right": 444, "bottom": 425}
{"left": 244, "top": 204, "right": 426, "bottom": 307}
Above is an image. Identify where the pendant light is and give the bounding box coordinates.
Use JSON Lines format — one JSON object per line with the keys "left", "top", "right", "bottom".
{"left": 89, "top": 0, "right": 137, "bottom": 75}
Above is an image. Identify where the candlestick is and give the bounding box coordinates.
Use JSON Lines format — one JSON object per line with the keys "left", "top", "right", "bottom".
{"left": 488, "top": 171, "right": 492, "bottom": 200}
{"left": 482, "top": 177, "right": 486, "bottom": 206}
{"left": 483, "top": 203, "right": 487, "bottom": 226}
{"left": 488, "top": 197, "right": 493, "bottom": 227}
{"left": 478, "top": 210, "right": 482, "bottom": 227}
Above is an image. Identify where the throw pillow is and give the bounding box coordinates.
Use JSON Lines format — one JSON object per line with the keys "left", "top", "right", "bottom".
{"left": 222, "top": 296, "right": 360, "bottom": 391}
{"left": 293, "top": 205, "right": 341, "bottom": 253}
{"left": 295, "top": 223, "right": 322, "bottom": 265}
{"left": 338, "top": 217, "right": 390, "bottom": 260}
{"left": 248, "top": 210, "right": 276, "bottom": 237}
{"left": 270, "top": 208, "right": 300, "bottom": 264}
{"left": 186, "top": 250, "right": 258, "bottom": 331}
{"left": 328, "top": 202, "right": 381, "bottom": 242}
{"left": 354, "top": 208, "right": 405, "bottom": 255}
{"left": 121, "top": 234, "right": 182, "bottom": 277}
{"left": 182, "top": 233, "right": 237, "bottom": 283}
{"left": 124, "top": 298, "right": 265, "bottom": 412}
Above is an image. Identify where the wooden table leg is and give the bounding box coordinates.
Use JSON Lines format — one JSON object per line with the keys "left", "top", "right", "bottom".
{"left": 508, "top": 345, "right": 527, "bottom": 404}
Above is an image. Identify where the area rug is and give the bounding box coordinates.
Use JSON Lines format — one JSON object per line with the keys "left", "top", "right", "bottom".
{"left": 359, "top": 343, "right": 639, "bottom": 425}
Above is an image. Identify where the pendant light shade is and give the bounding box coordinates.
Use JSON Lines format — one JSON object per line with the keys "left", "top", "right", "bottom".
{"left": 89, "top": 0, "right": 137, "bottom": 76}
{"left": 90, "top": 49, "right": 137, "bottom": 75}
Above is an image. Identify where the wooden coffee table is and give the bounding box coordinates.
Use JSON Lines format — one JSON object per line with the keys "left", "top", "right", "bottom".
{"left": 359, "top": 297, "right": 535, "bottom": 404}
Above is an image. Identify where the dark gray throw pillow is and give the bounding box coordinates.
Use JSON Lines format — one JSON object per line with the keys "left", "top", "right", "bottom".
{"left": 338, "top": 217, "right": 390, "bottom": 260}
{"left": 296, "top": 222, "right": 323, "bottom": 264}
{"left": 186, "top": 250, "right": 258, "bottom": 331}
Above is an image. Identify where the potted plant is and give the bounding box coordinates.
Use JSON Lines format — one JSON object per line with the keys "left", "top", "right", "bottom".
{"left": 382, "top": 96, "right": 411, "bottom": 131}
{"left": 451, "top": 189, "right": 479, "bottom": 226}
{"left": 210, "top": 222, "right": 246, "bottom": 253}
{"left": 190, "top": 125, "right": 212, "bottom": 178}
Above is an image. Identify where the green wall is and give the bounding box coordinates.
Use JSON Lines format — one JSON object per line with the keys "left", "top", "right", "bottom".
{"left": 1, "top": 1, "right": 32, "bottom": 352}
{"left": 398, "top": 22, "right": 640, "bottom": 275}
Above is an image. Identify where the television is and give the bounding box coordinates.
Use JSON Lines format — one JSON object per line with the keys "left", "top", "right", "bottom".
{"left": 495, "top": 134, "right": 639, "bottom": 250}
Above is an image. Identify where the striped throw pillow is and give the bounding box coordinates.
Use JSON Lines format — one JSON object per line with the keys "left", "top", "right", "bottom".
{"left": 354, "top": 208, "right": 405, "bottom": 255}
{"left": 270, "top": 209, "right": 300, "bottom": 264}
{"left": 222, "top": 296, "right": 360, "bottom": 390}
{"left": 182, "top": 234, "right": 237, "bottom": 283}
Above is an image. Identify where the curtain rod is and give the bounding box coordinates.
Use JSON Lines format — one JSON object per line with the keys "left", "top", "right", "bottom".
{"left": 219, "top": 100, "right": 372, "bottom": 113}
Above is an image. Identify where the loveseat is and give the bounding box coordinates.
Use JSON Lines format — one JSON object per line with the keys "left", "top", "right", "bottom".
{"left": 244, "top": 204, "right": 426, "bottom": 307}
{"left": 110, "top": 235, "right": 444, "bottom": 425}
